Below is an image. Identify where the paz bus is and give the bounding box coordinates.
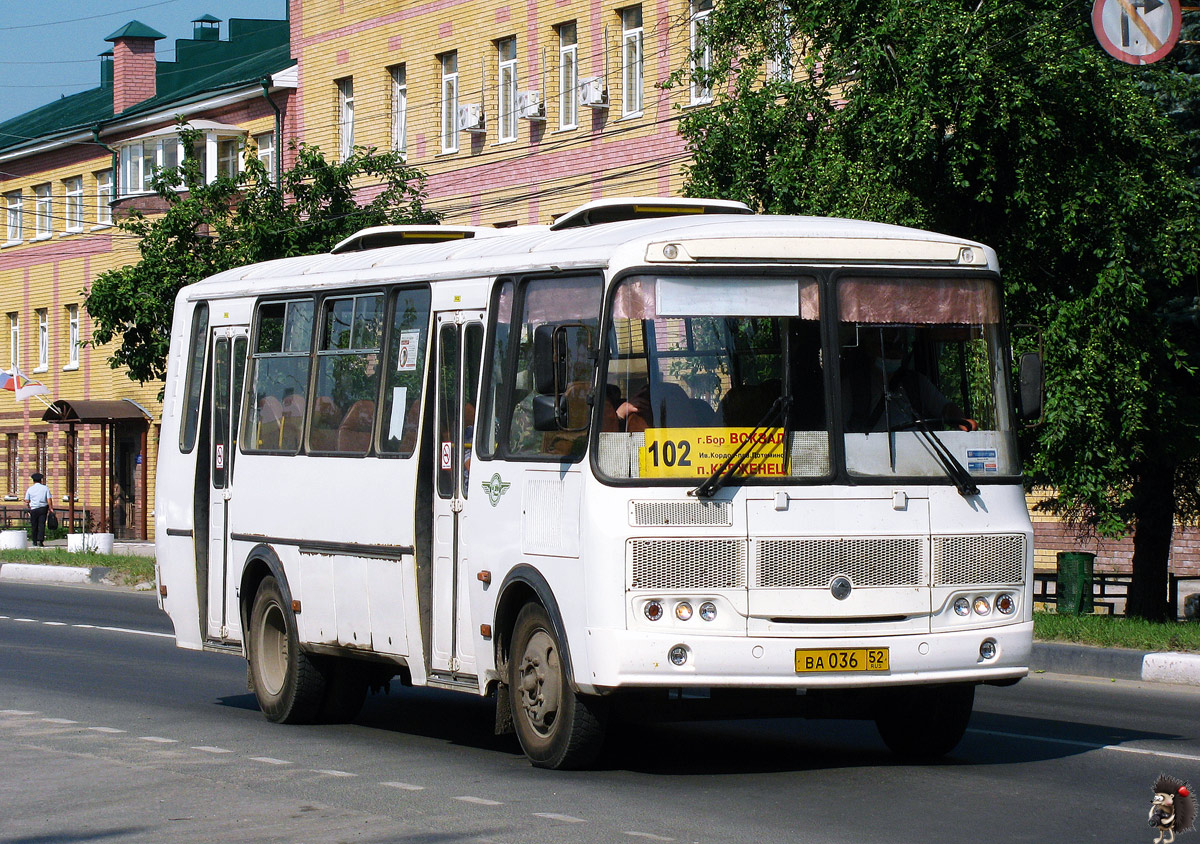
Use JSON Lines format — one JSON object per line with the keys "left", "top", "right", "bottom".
{"left": 155, "top": 198, "right": 1039, "bottom": 769}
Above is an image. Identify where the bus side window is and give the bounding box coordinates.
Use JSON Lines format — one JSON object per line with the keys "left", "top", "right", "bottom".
{"left": 179, "top": 303, "right": 209, "bottom": 453}
{"left": 245, "top": 299, "right": 313, "bottom": 454}
{"left": 310, "top": 293, "right": 383, "bottom": 454}
{"left": 379, "top": 286, "right": 432, "bottom": 456}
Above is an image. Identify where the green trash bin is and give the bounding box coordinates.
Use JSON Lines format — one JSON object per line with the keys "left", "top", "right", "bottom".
{"left": 1056, "top": 551, "right": 1095, "bottom": 614}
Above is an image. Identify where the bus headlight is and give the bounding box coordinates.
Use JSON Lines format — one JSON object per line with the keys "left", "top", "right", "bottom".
{"left": 980, "top": 640, "right": 997, "bottom": 660}
{"left": 644, "top": 601, "right": 664, "bottom": 621}
{"left": 669, "top": 645, "right": 688, "bottom": 666}
{"left": 954, "top": 597, "right": 971, "bottom": 617}
{"left": 996, "top": 593, "right": 1016, "bottom": 615}
{"left": 973, "top": 597, "right": 991, "bottom": 616}
{"left": 675, "top": 602, "right": 693, "bottom": 621}
{"left": 699, "top": 601, "right": 717, "bottom": 621}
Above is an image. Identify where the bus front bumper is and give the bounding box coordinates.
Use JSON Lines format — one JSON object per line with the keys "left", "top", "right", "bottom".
{"left": 577, "top": 622, "right": 1031, "bottom": 694}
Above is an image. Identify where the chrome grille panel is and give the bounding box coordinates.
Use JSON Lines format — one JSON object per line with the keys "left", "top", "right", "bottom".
{"left": 752, "top": 537, "right": 925, "bottom": 588}
{"left": 932, "top": 534, "right": 1025, "bottom": 586}
{"left": 630, "top": 500, "right": 732, "bottom": 527}
{"left": 628, "top": 539, "right": 746, "bottom": 589}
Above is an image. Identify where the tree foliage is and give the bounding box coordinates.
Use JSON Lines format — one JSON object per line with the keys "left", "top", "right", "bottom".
{"left": 679, "top": 1, "right": 1200, "bottom": 618}
{"left": 87, "top": 129, "right": 438, "bottom": 385}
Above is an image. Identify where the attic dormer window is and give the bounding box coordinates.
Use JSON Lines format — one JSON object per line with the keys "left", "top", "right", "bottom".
{"left": 115, "top": 121, "right": 245, "bottom": 197}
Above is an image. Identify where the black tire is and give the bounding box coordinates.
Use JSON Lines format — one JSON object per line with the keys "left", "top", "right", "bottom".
{"left": 318, "top": 657, "right": 369, "bottom": 724}
{"left": 247, "top": 576, "right": 327, "bottom": 724}
{"left": 874, "top": 683, "right": 975, "bottom": 759}
{"left": 508, "top": 603, "right": 607, "bottom": 769}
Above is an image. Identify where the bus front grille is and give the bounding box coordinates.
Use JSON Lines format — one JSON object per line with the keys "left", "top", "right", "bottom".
{"left": 629, "top": 500, "right": 732, "bottom": 527}
{"left": 752, "top": 538, "right": 926, "bottom": 588}
{"left": 628, "top": 539, "right": 746, "bottom": 589}
{"left": 932, "top": 534, "right": 1025, "bottom": 586}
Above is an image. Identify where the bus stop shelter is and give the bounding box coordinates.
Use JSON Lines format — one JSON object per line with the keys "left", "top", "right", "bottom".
{"left": 41, "top": 399, "right": 152, "bottom": 538}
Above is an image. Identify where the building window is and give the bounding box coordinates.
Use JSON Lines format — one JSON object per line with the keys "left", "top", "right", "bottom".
{"left": 36, "top": 309, "right": 48, "bottom": 372}
{"left": 441, "top": 52, "right": 459, "bottom": 153}
{"left": 497, "top": 37, "right": 518, "bottom": 143}
{"left": 67, "top": 305, "right": 79, "bottom": 368}
{"left": 766, "top": 9, "right": 792, "bottom": 81}
{"left": 6, "top": 434, "right": 17, "bottom": 498}
{"left": 34, "top": 184, "right": 52, "bottom": 238}
{"left": 63, "top": 177, "right": 83, "bottom": 232}
{"left": 253, "top": 132, "right": 275, "bottom": 183}
{"left": 389, "top": 64, "right": 407, "bottom": 153}
{"left": 621, "top": 6, "right": 644, "bottom": 116}
{"left": 217, "top": 138, "right": 239, "bottom": 179}
{"left": 337, "top": 77, "right": 355, "bottom": 161}
{"left": 35, "top": 432, "right": 47, "bottom": 480}
{"left": 3, "top": 191, "right": 20, "bottom": 244}
{"left": 558, "top": 23, "right": 578, "bottom": 130}
{"left": 8, "top": 313, "right": 18, "bottom": 369}
{"left": 690, "top": 0, "right": 713, "bottom": 104}
{"left": 95, "top": 171, "right": 113, "bottom": 224}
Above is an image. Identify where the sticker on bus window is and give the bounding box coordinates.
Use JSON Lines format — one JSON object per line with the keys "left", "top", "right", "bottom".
{"left": 638, "top": 428, "right": 786, "bottom": 479}
{"left": 388, "top": 387, "right": 408, "bottom": 440}
{"left": 441, "top": 441, "right": 453, "bottom": 469}
{"left": 215, "top": 444, "right": 224, "bottom": 470}
{"left": 397, "top": 331, "right": 420, "bottom": 372}
{"left": 966, "top": 448, "right": 998, "bottom": 473}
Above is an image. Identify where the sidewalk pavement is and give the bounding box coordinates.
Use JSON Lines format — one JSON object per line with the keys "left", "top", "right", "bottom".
{"left": 1, "top": 559, "right": 1198, "bottom": 686}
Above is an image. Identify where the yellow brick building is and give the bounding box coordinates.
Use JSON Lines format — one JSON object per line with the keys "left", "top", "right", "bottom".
{"left": 0, "top": 14, "right": 294, "bottom": 540}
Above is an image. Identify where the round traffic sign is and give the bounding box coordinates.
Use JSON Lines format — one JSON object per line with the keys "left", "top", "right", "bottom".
{"left": 1092, "top": 0, "right": 1182, "bottom": 65}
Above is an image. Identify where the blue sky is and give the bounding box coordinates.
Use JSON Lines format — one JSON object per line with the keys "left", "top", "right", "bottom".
{"left": 0, "top": 0, "right": 288, "bottom": 124}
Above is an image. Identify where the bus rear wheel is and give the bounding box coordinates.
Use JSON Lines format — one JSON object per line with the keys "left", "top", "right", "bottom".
{"left": 248, "top": 576, "right": 327, "bottom": 724}
{"left": 874, "top": 683, "right": 975, "bottom": 759}
{"left": 508, "top": 603, "right": 607, "bottom": 769}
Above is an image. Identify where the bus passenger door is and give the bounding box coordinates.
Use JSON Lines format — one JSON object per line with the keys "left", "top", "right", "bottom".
{"left": 430, "top": 312, "right": 484, "bottom": 678}
{"left": 205, "top": 327, "right": 249, "bottom": 642}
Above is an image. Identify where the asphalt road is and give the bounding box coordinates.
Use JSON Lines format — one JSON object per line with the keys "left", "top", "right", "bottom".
{"left": 1, "top": 580, "right": 1197, "bottom": 844}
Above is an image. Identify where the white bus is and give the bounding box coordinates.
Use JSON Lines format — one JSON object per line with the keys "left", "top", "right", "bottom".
{"left": 155, "top": 199, "right": 1039, "bottom": 769}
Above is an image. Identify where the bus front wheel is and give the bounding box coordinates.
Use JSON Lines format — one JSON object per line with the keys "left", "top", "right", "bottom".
{"left": 247, "top": 576, "right": 326, "bottom": 724}
{"left": 874, "top": 683, "right": 975, "bottom": 759}
{"left": 508, "top": 603, "right": 607, "bottom": 769}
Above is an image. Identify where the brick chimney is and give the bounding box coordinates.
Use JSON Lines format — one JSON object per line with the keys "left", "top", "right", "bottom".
{"left": 104, "top": 21, "right": 166, "bottom": 113}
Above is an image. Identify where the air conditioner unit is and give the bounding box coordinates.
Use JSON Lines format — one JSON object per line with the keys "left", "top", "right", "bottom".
{"left": 457, "top": 103, "right": 486, "bottom": 133}
{"left": 516, "top": 90, "right": 545, "bottom": 121}
{"left": 578, "top": 77, "right": 608, "bottom": 109}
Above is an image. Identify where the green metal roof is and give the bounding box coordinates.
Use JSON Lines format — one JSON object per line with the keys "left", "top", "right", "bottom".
{"left": 193, "top": 14, "right": 222, "bottom": 23}
{"left": 104, "top": 21, "right": 167, "bottom": 42}
{"left": 0, "top": 17, "right": 290, "bottom": 156}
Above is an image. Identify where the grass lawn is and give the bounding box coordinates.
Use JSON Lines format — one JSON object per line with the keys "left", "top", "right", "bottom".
{"left": 1034, "top": 610, "right": 1200, "bottom": 653}
{"left": 0, "top": 549, "right": 154, "bottom": 587}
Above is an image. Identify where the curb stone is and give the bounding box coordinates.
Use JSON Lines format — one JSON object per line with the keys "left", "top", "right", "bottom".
{"left": 0, "top": 562, "right": 111, "bottom": 585}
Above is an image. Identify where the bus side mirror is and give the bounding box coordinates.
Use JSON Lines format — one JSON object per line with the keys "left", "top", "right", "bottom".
{"left": 532, "top": 324, "right": 563, "bottom": 395}
{"left": 531, "top": 394, "right": 559, "bottom": 431}
{"left": 1017, "top": 352, "right": 1044, "bottom": 423}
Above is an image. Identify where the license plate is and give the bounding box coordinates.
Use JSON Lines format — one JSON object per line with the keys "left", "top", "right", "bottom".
{"left": 795, "top": 647, "right": 890, "bottom": 673}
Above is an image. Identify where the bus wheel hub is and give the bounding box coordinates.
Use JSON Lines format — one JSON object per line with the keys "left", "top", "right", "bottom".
{"left": 518, "top": 631, "right": 560, "bottom": 732}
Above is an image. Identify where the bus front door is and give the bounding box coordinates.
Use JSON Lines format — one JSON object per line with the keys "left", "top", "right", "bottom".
{"left": 430, "top": 312, "right": 484, "bottom": 679}
{"left": 205, "top": 327, "right": 248, "bottom": 642}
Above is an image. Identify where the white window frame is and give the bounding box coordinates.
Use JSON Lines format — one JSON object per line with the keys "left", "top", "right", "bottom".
{"left": 497, "top": 37, "right": 518, "bottom": 143}
{"left": 8, "top": 313, "right": 18, "bottom": 369}
{"left": 390, "top": 64, "right": 407, "bottom": 154}
{"left": 95, "top": 170, "right": 113, "bottom": 225}
{"left": 66, "top": 305, "right": 79, "bottom": 369}
{"left": 558, "top": 22, "right": 578, "bottom": 130}
{"left": 36, "top": 309, "right": 48, "bottom": 372}
{"left": 690, "top": 0, "right": 714, "bottom": 104}
{"left": 253, "top": 132, "right": 276, "bottom": 183}
{"left": 34, "top": 184, "right": 52, "bottom": 239}
{"left": 337, "top": 76, "right": 355, "bottom": 161}
{"left": 63, "top": 177, "right": 83, "bottom": 232}
{"left": 4, "top": 191, "right": 20, "bottom": 244}
{"left": 766, "top": 9, "right": 793, "bottom": 82}
{"left": 441, "top": 53, "right": 459, "bottom": 153}
{"left": 217, "top": 138, "right": 240, "bottom": 180}
{"left": 621, "top": 6, "right": 644, "bottom": 117}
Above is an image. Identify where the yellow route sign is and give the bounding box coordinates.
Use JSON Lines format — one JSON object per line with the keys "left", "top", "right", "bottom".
{"left": 638, "top": 427, "right": 787, "bottom": 479}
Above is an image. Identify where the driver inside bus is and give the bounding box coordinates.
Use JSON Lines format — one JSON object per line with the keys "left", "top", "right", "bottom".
{"left": 842, "top": 326, "right": 978, "bottom": 433}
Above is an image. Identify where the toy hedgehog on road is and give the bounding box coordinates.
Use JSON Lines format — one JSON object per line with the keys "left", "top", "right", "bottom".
{"left": 1150, "top": 774, "right": 1196, "bottom": 844}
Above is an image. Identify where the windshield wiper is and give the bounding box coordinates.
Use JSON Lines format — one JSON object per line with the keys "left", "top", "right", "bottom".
{"left": 891, "top": 417, "right": 980, "bottom": 497}
{"left": 691, "top": 396, "right": 791, "bottom": 499}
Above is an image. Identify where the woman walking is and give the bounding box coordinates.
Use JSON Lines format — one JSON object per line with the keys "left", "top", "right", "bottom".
{"left": 25, "top": 472, "right": 53, "bottom": 548}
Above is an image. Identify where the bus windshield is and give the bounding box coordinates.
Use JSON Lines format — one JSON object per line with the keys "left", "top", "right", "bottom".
{"left": 597, "top": 272, "right": 1018, "bottom": 485}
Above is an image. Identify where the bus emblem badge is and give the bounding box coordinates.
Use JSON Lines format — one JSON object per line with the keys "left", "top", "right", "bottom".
{"left": 482, "top": 473, "right": 512, "bottom": 507}
{"left": 830, "top": 577, "right": 852, "bottom": 601}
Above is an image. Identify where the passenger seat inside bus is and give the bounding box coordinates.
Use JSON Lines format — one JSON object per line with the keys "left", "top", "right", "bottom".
{"left": 718, "top": 379, "right": 782, "bottom": 427}
{"left": 280, "top": 394, "right": 305, "bottom": 450}
{"left": 337, "top": 400, "right": 376, "bottom": 453}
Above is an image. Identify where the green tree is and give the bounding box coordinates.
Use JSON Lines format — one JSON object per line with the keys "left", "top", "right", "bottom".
{"left": 679, "top": 1, "right": 1200, "bottom": 619}
{"left": 87, "top": 127, "right": 438, "bottom": 385}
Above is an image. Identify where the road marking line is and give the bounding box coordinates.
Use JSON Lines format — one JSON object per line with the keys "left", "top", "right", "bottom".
{"left": 40, "top": 718, "right": 78, "bottom": 724}
{"left": 87, "top": 727, "right": 126, "bottom": 734}
{"left": 14, "top": 618, "right": 37, "bottom": 623}
{"left": 0, "top": 615, "right": 8, "bottom": 619}
{"left": 139, "top": 736, "right": 177, "bottom": 743}
{"left": 72, "top": 624, "right": 95, "bottom": 629}
{"left": 0, "top": 710, "right": 37, "bottom": 716}
{"left": 250, "top": 757, "right": 291, "bottom": 766}
{"left": 624, "top": 833, "right": 674, "bottom": 841}
{"left": 533, "top": 813, "right": 587, "bottom": 823}
{"left": 313, "top": 769, "right": 356, "bottom": 777}
{"left": 96, "top": 625, "right": 174, "bottom": 639}
{"left": 456, "top": 796, "right": 503, "bottom": 806}
{"left": 42, "top": 621, "right": 66, "bottom": 626}
{"left": 381, "top": 782, "right": 425, "bottom": 791}
{"left": 969, "top": 729, "right": 1200, "bottom": 762}
{"left": 192, "top": 746, "right": 232, "bottom": 754}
